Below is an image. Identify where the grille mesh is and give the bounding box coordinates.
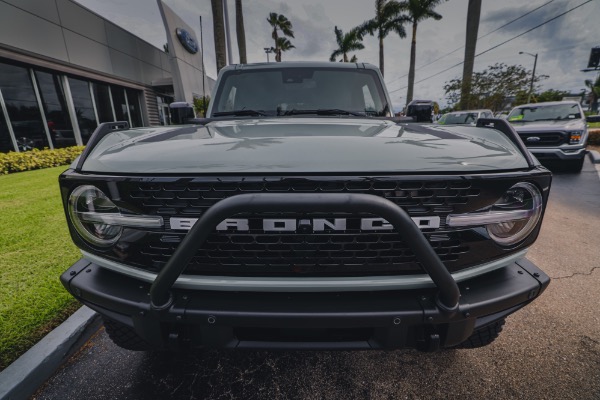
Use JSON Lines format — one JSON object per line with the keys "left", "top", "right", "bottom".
{"left": 518, "top": 131, "right": 567, "bottom": 147}
{"left": 120, "top": 178, "right": 480, "bottom": 277}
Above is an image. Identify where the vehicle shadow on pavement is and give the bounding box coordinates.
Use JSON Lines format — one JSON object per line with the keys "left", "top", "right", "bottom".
{"left": 129, "top": 341, "right": 463, "bottom": 399}
{"left": 35, "top": 327, "right": 463, "bottom": 400}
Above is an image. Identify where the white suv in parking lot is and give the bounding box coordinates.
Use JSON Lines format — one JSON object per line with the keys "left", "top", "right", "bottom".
{"left": 437, "top": 109, "right": 494, "bottom": 125}
{"left": 507, "top": 101, "right": 588, "bottom": 172}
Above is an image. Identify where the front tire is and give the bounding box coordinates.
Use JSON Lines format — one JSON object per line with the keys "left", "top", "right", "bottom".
{"left": 103, "top": 318, "right": 152, "bottom": 351}
{"left": 455, "top": 318, "right": 505, "bottom": 349}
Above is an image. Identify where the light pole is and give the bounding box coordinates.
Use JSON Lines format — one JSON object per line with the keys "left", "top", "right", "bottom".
{"left": 222, "top": 0, "right": 233, "bottom": 65}
{"left": 264, "top": 47, "right": 273, "bottom": 63}
{"left": 199, "top": 16, "right": 205, "bottom": 98}
{"left": 519, "top": 51, "right": 538, "bottom": 104}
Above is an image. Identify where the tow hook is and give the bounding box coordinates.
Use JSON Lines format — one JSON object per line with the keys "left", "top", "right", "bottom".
{"left": 418, "top": 333, "right": 441, "bottom": 352}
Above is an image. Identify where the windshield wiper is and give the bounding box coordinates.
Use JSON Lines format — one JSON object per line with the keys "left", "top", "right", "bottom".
{"left": 213, "top": 109, "right": 267, "bottom": 117}
{"left": 283, "top": 108, "right": 366, "bottom": 117}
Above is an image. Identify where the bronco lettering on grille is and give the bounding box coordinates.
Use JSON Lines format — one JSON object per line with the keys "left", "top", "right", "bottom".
{"left": 169, "top": 217, "right": 440, "bottom": 231}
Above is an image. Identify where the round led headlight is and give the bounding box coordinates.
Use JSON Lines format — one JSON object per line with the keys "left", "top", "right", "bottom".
{"left": 486, "top": 182, "right": 542, "bottom": 246}
{"left": 68, "top": 185, "right": 123, "bottom": 247}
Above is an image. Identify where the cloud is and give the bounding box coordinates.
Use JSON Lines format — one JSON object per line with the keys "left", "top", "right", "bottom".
{"left": 73, "top": 0, "right": 600, "bottom": 108}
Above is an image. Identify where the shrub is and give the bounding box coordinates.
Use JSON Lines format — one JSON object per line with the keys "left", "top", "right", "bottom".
{"left": 589, "top": 129, "right": 600, "bottom": 145}
{"left": 0, "top": 146, "right": 84, "bottom": 175}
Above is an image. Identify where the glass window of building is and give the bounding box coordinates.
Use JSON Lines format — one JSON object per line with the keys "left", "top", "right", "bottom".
{"left": 157, "top": 96, "right": 173, "bottom": 126}
{"left": 111, "top": 86, "right": 128, "bottom": 123}
{"left": 0, "top": 62, "right": 48, "bottom": 151}
{"left": 35, "top": 71, "right": 76, "bottom": 149}
{"left": 125, "top": 89, "right": 143, "bottom": 127}
{"left": 68, "top": 77, "right": 97, "bottom": 144}
{"left": 0, "top": 103, "right": 15, "bottom": 152}
{"left": 92, "top": 83, "right": 115, "bottom": 123}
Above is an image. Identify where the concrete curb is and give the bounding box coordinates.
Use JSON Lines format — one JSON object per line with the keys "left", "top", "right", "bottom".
{"left": 588, "top": 150, "right": 600, "bottom": 164}
{"left": 0, "top": 306, "right": 100, "bottom": 400}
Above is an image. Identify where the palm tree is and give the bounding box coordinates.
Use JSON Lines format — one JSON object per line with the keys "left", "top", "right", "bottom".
{"left": 330, "top": 26, "right": 364, "bottom": 62}
{"left": 235, "top": 0, "right": 247, "bottom": 64}
{"left": 357, "top": 0, "right": 408, "bottom": 77}
{"left": 211, "top": 0, "right": 227, "bottom": 72}
{"left": 460, "top": 0, "right": 481, "bottom": 110}
{"left": 267, "top": 13, "right": 294, "bottom": 62}
{"left": 400, "top": 0, "right": 445, "bottom": 104}
{"left": 271, "top": 37, "right": 295, "bottom": 62}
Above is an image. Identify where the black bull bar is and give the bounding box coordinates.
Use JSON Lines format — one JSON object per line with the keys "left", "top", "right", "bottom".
{"left": 149, "top": 193, "right": 461, "bottom": 313}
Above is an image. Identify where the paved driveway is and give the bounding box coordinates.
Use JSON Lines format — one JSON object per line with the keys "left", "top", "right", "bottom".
{"left": 34, "top": 159, "right": 600, "bottom": 400}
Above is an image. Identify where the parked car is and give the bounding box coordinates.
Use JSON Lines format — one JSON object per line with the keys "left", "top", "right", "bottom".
{"left": 507, "top": 101, "right": 588, "bottom": 172}
{"left": 436, "top": 109, "right": 494, "bottom": 125}
{"left": 406, "top": 100, "right": 435, "bottom": 122}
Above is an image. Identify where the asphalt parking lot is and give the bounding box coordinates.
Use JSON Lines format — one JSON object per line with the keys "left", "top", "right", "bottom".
{"left": 33, "top": 159, "right": 600, "bottom": 400}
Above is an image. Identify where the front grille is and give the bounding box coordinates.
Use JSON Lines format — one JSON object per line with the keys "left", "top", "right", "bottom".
{"left": 116, "top": 177, "right": 486, "bottom": 277}
{"left": 518, "top": 131, "right": 567, "bottom": 147}
{"left": 135, "top": 230, "right": 469, "bottom": 277}
{"left": 127, "top": 179, "right": 480, "bottom": 216}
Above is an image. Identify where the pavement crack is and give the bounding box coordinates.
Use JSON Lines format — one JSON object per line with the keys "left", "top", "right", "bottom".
{"left": 550, "top": 266, "right": 600, "bottom": 280}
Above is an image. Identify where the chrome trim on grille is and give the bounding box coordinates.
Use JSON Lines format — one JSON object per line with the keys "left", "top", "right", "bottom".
{"left": 78, "top": 212, "right": 164, "bottom": 228}
{"left": 446, "top": 209, "right": 533, "bottom": 227}
{"left": 81, "top": 249, "right": 528, "bottom": 292}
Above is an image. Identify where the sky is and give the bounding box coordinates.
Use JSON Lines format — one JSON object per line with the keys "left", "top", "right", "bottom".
{"left": 74, "top": 0, "right": 600, "bottom": 109}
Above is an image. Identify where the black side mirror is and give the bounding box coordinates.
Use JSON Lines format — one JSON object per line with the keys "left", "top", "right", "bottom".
{"left": 169, "top": 102, "right": 195, "bottom": 124}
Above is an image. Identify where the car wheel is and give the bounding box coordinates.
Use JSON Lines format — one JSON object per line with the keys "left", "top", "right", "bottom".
{"left": 103, "top": 318, "right": 153, "bottom": 351}
{"left": 455, "top": 318, "right": 505, "bottom": 349}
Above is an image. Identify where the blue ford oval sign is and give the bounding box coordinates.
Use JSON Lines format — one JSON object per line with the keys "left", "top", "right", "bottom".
{"left": 175, "top": 28, "right": 198, "bottom": 54}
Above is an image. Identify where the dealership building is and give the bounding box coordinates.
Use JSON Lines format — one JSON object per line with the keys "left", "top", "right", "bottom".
{"left": 0, "top": 0, "right": 213, "bottom": 153}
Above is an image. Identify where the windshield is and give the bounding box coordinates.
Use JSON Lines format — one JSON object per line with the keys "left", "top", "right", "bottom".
{"left": 508, "top": 103, "right": 582, "bottom": 122}
{"left": 439, "top": 112, "right": 478, "bottom": 125}
{"left": 211, "top": 67, "right": 389, "bottom": 117}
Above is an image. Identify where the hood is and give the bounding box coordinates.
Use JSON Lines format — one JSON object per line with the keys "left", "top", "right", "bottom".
{"left": 80, "top": 118, "right": 529, "bottom": 174}
{"left": 510, "top": 119, "right": 585, "bottom": 133}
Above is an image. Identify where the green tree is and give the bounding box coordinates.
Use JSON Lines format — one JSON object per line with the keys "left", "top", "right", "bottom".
{"left": 330, "top": 26, "right": 364, "bottom": 62}
{"left": 585, "top": 75, "right": 600, "bottom": 112}
{"left": 400, "top": 0, "right": 445, "bottom": 104}
{"left": 193, "top": 95, "right": 211, "bottom": 117}
{"left": 536, "top": 89, "right": 571, "bottom": 103}
{"left": 235, "top": 0, "right": 247, "bottom": 64}
{"left": 357, "top": 0, "right": 409, "bottom": 77}
{"left": 271, "top": 37, "right": 295, "bottom": 62}
{"left": 211, "top": 0, "right": 227, "bottom": 72}
{"left": 267, "top": 13, "right": 294, "bottom": 62}
{"left": 444, "top": 63, "right": 547, "bottom": 111}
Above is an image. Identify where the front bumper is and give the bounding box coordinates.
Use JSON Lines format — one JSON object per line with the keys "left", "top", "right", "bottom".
{"left": 61, "top": 257, "right": 549, "bottom": 351}
{"left": 528, "top": 146, "right": 587, "bottom": 161}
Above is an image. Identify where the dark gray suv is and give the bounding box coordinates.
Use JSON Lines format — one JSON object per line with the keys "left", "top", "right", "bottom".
{"left": 508, "top": 101, "right": 588, "bottom": 172}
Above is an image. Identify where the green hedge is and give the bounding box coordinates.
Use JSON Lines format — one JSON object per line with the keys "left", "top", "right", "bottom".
{"left": 0, "top": 146, "right": 84, "bottom": 175}
{"left": 589, "top": 129, "right": 600, "bottom": 145}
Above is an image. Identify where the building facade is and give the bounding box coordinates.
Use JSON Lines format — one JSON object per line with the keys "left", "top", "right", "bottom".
{"left": 0, "top": 0, "right": 213, "bottom": 153}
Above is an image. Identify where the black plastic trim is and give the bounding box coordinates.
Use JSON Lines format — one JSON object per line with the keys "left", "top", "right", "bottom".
{"left": 60, "top": 258, "right": 550, "bottom": 350}
{"left": 75, "top": 121, "right": 130, "bottom": 172}
{"left": 476, "top": 118, "right": 536, "bottom": 168}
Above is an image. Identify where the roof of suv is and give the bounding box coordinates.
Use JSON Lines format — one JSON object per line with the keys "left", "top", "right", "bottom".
{"left": 220, "top": 61, "right": 380, "bottom": 71}
{"left": 446, "top": 109, "right": 491, "bottom": 114}
{"left": 513, "top": 101, "right": 581, "bottom": 108}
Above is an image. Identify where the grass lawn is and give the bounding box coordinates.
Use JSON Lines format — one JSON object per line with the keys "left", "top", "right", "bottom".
{"left": 589, "top": 122, "right": 600, "bottom": 129}
{"left": 0, "top": 166, "right": 81, "bottom": 370}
